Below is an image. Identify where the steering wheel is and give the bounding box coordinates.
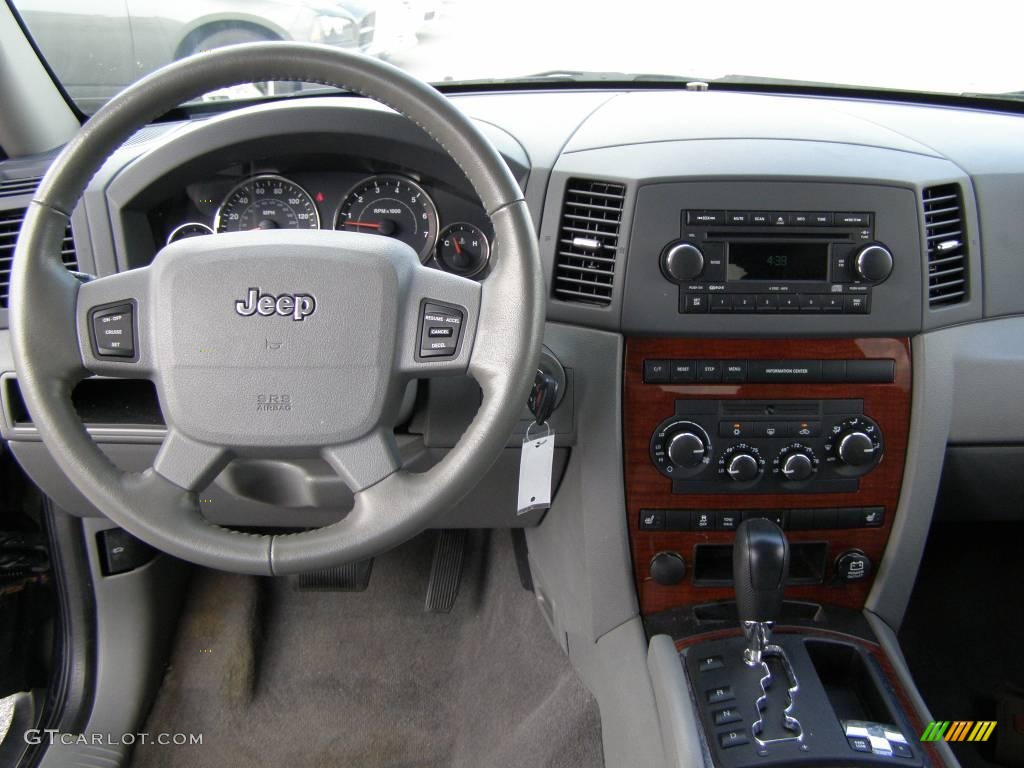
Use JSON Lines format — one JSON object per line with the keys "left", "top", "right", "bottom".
{"left": 10, "top": 43, "right": 544, "bottom": 574}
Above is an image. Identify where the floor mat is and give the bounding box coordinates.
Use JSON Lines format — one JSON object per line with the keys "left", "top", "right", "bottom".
{"left": 899, "top": 522, "right": 1024, "bottom": 768}
{"left": 132, "top": 531, "right": 603, "bottom": 768}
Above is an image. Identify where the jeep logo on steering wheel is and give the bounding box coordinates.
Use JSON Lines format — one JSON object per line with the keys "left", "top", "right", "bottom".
{"left": 235, "top": 288, "right": 316, "bottom": 321}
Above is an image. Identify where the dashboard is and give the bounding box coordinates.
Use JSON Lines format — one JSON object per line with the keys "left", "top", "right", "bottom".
{"left": 3, "top": 85, "right": 1024, "bottom": 631}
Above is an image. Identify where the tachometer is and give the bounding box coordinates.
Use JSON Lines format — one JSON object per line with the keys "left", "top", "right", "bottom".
{"left": 214, "top": 175, "right": 320, "bottom": 233}
{"left": 335, "top": 175, "right": 438, "bottom": 262}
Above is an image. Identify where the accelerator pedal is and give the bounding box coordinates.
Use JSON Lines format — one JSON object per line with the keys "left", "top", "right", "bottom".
{"left": 294, "top": 559, "right": 373, "bottom": 591}
{"left": 425, "top": 530, "right": 467, "bottom": 613}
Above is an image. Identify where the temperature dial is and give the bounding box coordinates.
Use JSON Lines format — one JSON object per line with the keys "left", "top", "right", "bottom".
{"left": 718, "top": 444, "right": 765, "bottom": 484}
{"left": 436, "top": 222, "right": 490, "bottom": 277}
{"left": 650, "top": 419, "right": 712, "bottom": 479}
{"left": 774, "top": 443, "right": 819, "bottom": 483}
{"left": 825, "top": 416, "right": 884, "bottom": 476}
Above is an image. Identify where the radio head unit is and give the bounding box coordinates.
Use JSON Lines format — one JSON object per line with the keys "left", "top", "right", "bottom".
{"left": 662, "top": 210, "right": 894, "bottom": 315}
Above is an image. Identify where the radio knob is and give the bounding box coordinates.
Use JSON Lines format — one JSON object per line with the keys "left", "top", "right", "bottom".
{"left": 661, "top": 242, "right": 705, "bottom": 283}
{"left": 853, "top": 243, "right": 894, "bottom": 283}
{"left": 667, "top": 430, "right": 708, "bottom": 469}
{"left": 781, "top": 452, "right": 815, "bottom": 482}
{"left": 837, "top": 431, "right": 877, "bottom": 467}
{"left": 727, "top": 452, "right": 761, "bottom": 482}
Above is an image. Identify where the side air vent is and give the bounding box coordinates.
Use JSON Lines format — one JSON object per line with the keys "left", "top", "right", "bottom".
{"left": 923, "top": 184, "right": 968, "bottom": 307}
{"left": 0, "top": 176, "right": 42, "bottom": 199}
{"left": 553, "top": 178, "right": 625, "bottom": 306}
{"left": 0, "top": 209, "right": 78, "bottom": 309}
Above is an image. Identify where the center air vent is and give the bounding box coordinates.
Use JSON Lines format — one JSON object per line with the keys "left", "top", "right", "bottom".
{"left": 923, "top": 184, "right": 968, "bottom": 307}
{"left": 553, "top": 178, "right": 625, "bottom": 306}
{"left": 0, "top": 176, "right": 42, "bottom": 199}
{"left": 0, "top": 208, "right": 78, "bottom": 309}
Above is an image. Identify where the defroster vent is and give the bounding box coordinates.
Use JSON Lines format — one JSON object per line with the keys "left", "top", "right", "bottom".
{"left": 553, "top": 179, "right": 625, "bottom": 306}
{"left": 923, "top": 184, "right": 968, "bottom": 307}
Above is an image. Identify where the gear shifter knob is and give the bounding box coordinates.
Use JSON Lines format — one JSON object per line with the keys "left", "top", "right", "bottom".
{"left": 733, "top": 518, "right": 789, "bottom": 664}
{"left": 733, "top": 518, "right": 789, "bottom": 622}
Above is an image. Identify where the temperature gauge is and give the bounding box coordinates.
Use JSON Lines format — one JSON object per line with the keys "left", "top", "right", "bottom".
{"left": 436, "top": 222, "right": 490, "bottom": 277}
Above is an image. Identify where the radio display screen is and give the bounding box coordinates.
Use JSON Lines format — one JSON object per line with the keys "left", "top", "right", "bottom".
{"left": 727, "top": 242, "right": 829, "bottom": 282}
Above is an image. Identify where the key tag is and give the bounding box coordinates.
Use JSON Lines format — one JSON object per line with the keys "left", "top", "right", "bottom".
{"left": 518, "top": 421, "right": 555, "bottom": 516}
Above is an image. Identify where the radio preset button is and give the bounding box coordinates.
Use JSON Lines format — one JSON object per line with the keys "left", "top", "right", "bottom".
{"left": 799, "top": 294, "right": 822, "bottom": 311}
{"left": 733, "top": 294, "right": 757, "bottom": 311}
{"left": 710, "top": 295, "right": 732, "bottom": 312}
{"left": 778, "top": 295, "right": 800, "bottom": 312}
{"left": 756, "top": 295, "right": 779, "bottom": 311}
{"left": 821, "top": 295, "right": 844, "bottom": 312}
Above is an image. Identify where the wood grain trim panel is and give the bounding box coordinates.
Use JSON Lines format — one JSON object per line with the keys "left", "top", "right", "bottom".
{"left": 625, "top": 338, "right": 911, "bottom": 616}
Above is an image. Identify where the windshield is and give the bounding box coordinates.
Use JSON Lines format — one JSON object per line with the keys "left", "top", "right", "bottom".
{"left": 9, "top": 0, "right": 1023, "bottom": 114}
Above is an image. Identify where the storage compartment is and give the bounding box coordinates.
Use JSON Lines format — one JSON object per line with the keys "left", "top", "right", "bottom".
{"left": 692, "top": 542, "right": 826, "bottom": 585}
{"left": 805, "top": 639, "right": 896, "bottom": 726}
{"left": 2, "top": 375, "right": 164, "bottom": 427}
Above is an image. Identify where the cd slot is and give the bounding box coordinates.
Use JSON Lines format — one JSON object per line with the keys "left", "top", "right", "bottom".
{"left": 705, "top": 230, "right": 848, "bottom": 241}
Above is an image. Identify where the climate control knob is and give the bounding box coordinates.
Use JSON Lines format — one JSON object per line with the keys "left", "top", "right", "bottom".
{"left": 838, "top": 431, "right": 877, "bottom": 467}
{"left": 825, "top": 417, "right": 884, "bottom": 476}
{"left": 719, "top": 444, "right": 765, "bottom": 484}
{"left": 852, "top": 243, "right": 894, "bottom": 283}
{"left": 776, "top": 444, "right": 819, "bottom": 483}
{"left": 667, "top": 430, "right": 708, "bottom": 469}
{"left": 661, "top": 242, "right": 705, "bottom": 283}
{"left": 650, "top": 419, "right": 712, "bottom": 479}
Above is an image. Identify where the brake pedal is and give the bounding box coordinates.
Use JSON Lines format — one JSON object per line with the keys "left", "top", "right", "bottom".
{"left": 424, "top": 530, "right": 466, "bottom": 613}
{"left": 293, "top": 559, "right": 373, "bottom": 591}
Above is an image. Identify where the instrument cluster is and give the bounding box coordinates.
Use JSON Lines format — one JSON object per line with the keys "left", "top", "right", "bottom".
{"left": 152, "top": 165, "right": 493, "bottom": 278}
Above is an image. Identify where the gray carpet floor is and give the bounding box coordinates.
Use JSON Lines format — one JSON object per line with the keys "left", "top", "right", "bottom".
{"left": 132, "top": 531, "right": 603, "bottom": 768}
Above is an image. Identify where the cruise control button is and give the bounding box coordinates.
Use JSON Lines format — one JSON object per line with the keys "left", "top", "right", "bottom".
{"left": 91, "top": 304, "right": 135, "bottom": 358}
{"left": 420, "top": 303, "right": 464, "bottom": 358}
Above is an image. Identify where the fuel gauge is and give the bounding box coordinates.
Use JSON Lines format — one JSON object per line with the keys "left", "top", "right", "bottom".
{"left": 436, "top": 222, "right": 490, "bottom": 277}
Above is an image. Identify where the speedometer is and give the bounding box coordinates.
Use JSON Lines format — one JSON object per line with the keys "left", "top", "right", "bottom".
{"left": 214, "top": 175, "right": 320, "bottom": 233}
{"left": 335, "top": 175, "right": 439, "bottom": 263}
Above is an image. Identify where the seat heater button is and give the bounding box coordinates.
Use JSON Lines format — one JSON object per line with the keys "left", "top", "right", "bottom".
{"left": 92, "top": 304, "right": 135, "bottom": 358}
{"left": 698, "top": 655, "right": 724, "bottom": 672}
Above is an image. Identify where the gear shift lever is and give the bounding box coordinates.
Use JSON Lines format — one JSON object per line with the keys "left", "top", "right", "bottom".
{"left": 733, "top": 518, "right": 789, "bottom": 666}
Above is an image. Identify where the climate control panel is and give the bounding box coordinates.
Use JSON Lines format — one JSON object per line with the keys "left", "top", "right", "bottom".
{"left": 650, "top": 399, "right": 883, "bottom": 494}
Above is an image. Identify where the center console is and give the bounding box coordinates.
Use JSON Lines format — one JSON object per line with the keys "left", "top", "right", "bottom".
{"left": 625, "top": 337, "right": 909, "bottom": 615}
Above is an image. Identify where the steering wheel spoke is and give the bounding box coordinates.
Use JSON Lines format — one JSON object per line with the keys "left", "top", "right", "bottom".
{"left": 152, "top": 429, "right": 230, "bottom": 493}
{"left": 396, "top": 262, "right": 481, "bottom": 379}
{"left": 322, "top": 428, "right": 402, "bottom": 493}
{"left": 75, "top": 266, "right": 155, "bottom": 378}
